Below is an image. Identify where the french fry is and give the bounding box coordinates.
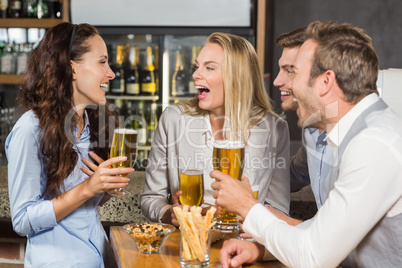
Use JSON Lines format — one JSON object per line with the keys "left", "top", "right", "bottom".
{"left": 174, "top": 206, "right": 217, "bottom": 262}
{"left": 185, "top": 211, "right": 204, "bottom": 261}
{"left": 173, "top": 207, "right": 197, "bottom": 260}
{"left": 203, "top": 206, "right": 216, "bottom": 229}
{"left": 182, "top": 235, "right": 192, "bottom": 260}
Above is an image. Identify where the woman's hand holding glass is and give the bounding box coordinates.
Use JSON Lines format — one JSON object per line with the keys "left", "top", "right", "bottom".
{"left": 161, "top": 168, "right": 206, "bottom": 227}
{"left": 83, "top": 155, "right": 133, "bottom": 197}
{"left": 108, "top": 128, "right": 138, "bottom": 196}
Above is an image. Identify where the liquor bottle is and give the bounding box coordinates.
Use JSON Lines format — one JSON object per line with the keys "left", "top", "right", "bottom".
{"left": 146, "top": 102, "right": 158, "bottom": 146}
{"left": 171, "top": 48, "right": 188, "bottom": 97}
{"left": 15, "top": 43, "right": 27, "bottom": 75}
{"left": 110, "top": 45, "right": 125, "bottom": 95}
{"left": 35, "top": 0, "right": 49, "bottom": 19}
{"left": 119, "top": 100, "right": 129, "bottom": 121}
{"left": 0, "top": 42, "right": 5, "bottom": 73}
{"left": 125, "top": 46, "right": 141, "bottom": 96}
{"left": 9, "top": 0, "right": 22, "bottom": 17}
{"left": 0, "top": 0, "right": 8, "bottom": 18}
{"left": 1, "top": 43, "right": 17, "bottom": 74}
{"left": 46, "top": 0, "right": 61, "bottom": 18}
{"left": 141, "top": 46, "right": 156, "bottom": 96}
{"left": 134, "top": 100, "right": 147, "bottom": 146}
{"left": 154, "top": 45, "right": 159, "bottom": 94}
{"left": 113, "top": 99, "right": 123, "bottom": 121}
{"left": 188, "top": 46, "right": 199, "bottom": 95}
{"left": 23, "top": 0, "right": 36, "bottom": 18}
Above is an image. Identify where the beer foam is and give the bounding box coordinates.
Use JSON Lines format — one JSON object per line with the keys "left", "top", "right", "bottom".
{"left": 181, "top": 169, "right": 204, "bottom": 175}
{"left": 212, "top": 139, "right": 245, "bottom": 149}
{"left": 114, "top": 128, "right": 138, "bottom": 134}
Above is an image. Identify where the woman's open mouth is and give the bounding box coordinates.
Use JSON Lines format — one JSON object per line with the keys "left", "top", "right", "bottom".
{"left": 196, "top": 85, "right": 210, "bottom": 100}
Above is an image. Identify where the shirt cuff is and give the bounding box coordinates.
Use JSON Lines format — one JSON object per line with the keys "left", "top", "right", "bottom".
{"left": 27, "top": 200, "right": 57, "bottom": 232}
{"left": 243, "top": 203, "right": 278, "bottom": 244}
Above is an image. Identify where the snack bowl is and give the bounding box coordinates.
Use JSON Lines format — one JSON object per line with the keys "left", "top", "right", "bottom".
{"left": 123, "top": 222, "right": 176, "bottom": 254}
{"left": 211, "top": 229, "right": 226, "bottom": 243}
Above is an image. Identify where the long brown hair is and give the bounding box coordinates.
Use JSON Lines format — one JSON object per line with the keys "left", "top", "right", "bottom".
{"left": 18, "top": 22, "right": 116, "bottom": 198}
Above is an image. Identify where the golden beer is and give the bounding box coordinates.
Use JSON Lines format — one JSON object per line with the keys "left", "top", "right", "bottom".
{"left": 179, "top": 169, "right": 204, "bottom": 206}
{"left": 252, "top": 184, "right": 259, "bottom": 199}
{"left": 212, "top": 140, "right": 245, "bottom": 231}
{"left": 109, "top": 128, "right": 138, "bottom": 196}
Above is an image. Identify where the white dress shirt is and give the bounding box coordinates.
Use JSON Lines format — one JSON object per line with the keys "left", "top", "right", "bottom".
{"left": 244, "top": 94, "right": 402, "bottom": 267}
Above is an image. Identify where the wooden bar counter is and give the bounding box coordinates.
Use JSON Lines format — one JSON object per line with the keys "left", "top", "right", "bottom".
{"left": 110, "top": 226, "right": 286, "bottom": 268}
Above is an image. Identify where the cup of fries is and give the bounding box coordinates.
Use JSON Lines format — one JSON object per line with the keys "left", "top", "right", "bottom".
{"left": 173, "top": 206, "right": 216, "bottom": 267}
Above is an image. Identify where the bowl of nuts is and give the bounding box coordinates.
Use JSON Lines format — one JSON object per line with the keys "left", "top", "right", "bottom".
{"left": 122, "top": 222, "right": 176, "bottom": 254}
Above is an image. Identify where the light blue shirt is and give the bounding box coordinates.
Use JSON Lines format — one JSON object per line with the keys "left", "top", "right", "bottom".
{"left": 6, "top": 110, "right": 110, "bottom": 267}
{"left": 304, "top": 128, "right": 333, "bottom": 208}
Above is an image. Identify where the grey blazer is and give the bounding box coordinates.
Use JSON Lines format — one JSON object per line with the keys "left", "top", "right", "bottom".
{"left": 140, "top": 105, "right": 290, "bottom": 222}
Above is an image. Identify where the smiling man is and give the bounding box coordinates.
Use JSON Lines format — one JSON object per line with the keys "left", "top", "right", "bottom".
{"left": 274, "top": 27, "right": 334, "bottom": 210}
{"left": 212, "top": 21, "right": 402, "bottom": 268}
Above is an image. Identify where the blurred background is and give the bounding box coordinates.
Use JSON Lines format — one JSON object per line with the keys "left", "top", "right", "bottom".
{"left": 1, "top": 0, "right": 401, "bottom": 165}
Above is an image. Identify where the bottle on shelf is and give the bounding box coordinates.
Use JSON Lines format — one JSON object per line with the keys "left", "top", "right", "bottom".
{"left": 109, "top": 45, "right": 125, "bottom": 95}
{"left": 9, "top": 0, "right": 22, "bottom": 18}
{"left": 154, "top": 45, "right": 159, "bottom": 94}
{"left": 16, "top": 43, "right": 31, "bottom": 75}
{"left": 128, "top": 105, "right": 147, "bottom": 170}
{"left": 125, "top": 45, "right": 141, "bottom": 96}
{"left": 119, "top": 99, "right": 129, "bottom": 121}
{"left": 141, "top": 46, "right": 156, "bottom": 96}
{"left": 146, "top": 101, "right": 158, "bottom": 146}
{"left": 112, "top": 98, "right": 123, "bottom": 120}
{"left": 133, "top": 100, "right": 147, "bottom": 147}
{"left": 1, "top": 43, "right": 17, "bottom": 75}
{"left": 0, "top": 42, "right": 5, "bottom": 73}
{"left": 0, "top": 0, "right": 8, "bottom": 18}
{"left": 171, "top": 47, "right": 188, "bottom": 97}
{"left": 188, "top": 46, "right": 200, "bottom": 95}
{"left": 23, "top": 0, "right": 36, "bottom": 18}
{"left": 47, "top": 0, "right": 61, "bottom": 18}
{"left": 35, "top": 0, "right": 49, "bottom": 19}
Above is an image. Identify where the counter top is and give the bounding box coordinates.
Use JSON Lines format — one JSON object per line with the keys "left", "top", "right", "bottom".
{"left": 0, "top": 167, "right": 316, "bottom": 223}
{"left": 0, "top": 167, "right": 147, "bottom": 223}
{"left": 110, "top": 226, "right": 286, "bottom": 268}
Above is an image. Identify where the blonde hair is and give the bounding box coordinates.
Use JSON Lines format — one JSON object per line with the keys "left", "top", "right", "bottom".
{"left": 178, "top": 32, "right": 273, "bottom": 143}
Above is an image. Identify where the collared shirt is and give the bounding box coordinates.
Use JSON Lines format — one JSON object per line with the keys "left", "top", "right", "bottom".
{"left": 244, "top": 93, "right": 402, "bottom": 267}
{"left": 6, "top": 110, "right": 110, "bottom": 267}
{"left": 304, "top": 128, "right": 333, "bottom": 208}
{"left": 140, "top": 104, "right": 290, "bottom": 222}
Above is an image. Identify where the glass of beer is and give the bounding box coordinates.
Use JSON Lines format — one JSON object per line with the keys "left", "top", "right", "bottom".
{"left": 109, "top": 128, "right": 138, "bottom": 197}
{"left": 237, "top": 184, "right": 259, "bottom": 240}
{"left": 179, "top": 169, "right": 204, "bottom": 206}
{"left": 212, "top": 139, "right": 245, "bottom": 232}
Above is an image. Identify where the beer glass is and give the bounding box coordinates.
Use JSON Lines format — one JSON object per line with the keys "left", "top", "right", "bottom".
{"left": 252, "top": 184, "right": 259, "bottom": 199}
{"left": 109, "top": 128, "right": 138, "bottom": 197}
{"left": 179, "top": 169, "right": 204, "bottom": 206}
{"left": 237, "top": 184, "right": 259, "bottom": 241}
{"left": 212, "top": 139, "right": 245, "bottom": 232}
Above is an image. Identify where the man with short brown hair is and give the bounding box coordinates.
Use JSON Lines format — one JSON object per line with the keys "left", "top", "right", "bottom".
{"left": 213, "top": 20, "right": 402, "bottom": 267}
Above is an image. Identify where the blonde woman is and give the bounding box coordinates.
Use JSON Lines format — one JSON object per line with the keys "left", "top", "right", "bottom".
{"left": 140, "top": 32, "right": 290, "bottom": 226}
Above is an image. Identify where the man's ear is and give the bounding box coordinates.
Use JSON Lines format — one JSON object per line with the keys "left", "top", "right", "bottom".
{"left": 319, "top": 70, "right": 336, "bottom": 97}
